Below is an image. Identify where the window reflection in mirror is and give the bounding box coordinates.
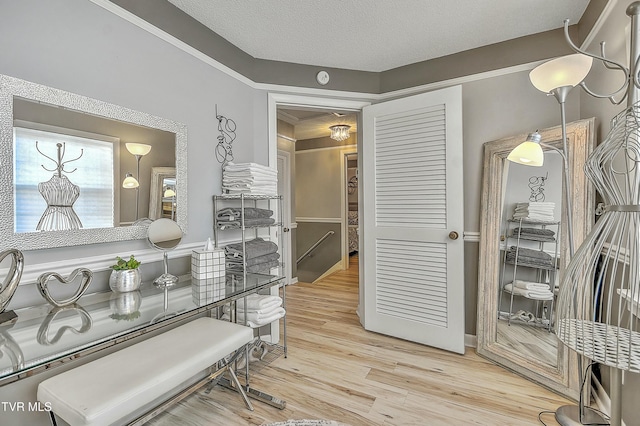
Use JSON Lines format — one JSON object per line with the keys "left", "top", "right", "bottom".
{"left": 12, "top": 97, "right": 176, "bottom": 230}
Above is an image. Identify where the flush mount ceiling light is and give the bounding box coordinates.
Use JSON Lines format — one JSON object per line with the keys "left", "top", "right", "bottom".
{"left": 330, "top": 124, "right": 351, "bottom": 141}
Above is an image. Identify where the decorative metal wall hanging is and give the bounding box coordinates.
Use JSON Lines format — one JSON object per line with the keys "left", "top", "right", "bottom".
{"left": 36, "top": 268, "right": 93, "bottom": 308}
{"left": 0, "top": 249, "right": 24, "bottom": 325}
{"left": 35, "top": 142, "right": 84, "bottom": 231}
{"left": 214, "top": 105, "right": 237, "bottom": 165}
{"left": 36, "top": 305, "right": 93, "bottom": 346}
{"left": 528, "top": 172, "right": 548, "bottom": 202}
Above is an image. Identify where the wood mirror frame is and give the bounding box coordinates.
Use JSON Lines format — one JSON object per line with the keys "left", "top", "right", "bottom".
{"left": 148, "top": 167, "right": 176, "bottom": 221}
{"left": 476, "top": 118, "right": 595, "bottom": 399}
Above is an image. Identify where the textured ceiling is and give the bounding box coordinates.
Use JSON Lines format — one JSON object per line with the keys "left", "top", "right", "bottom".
{"left": 167, "top": 0, "right": 590, "bottom": 72}
{"left": 278, "top": 108, "right": 358, "bottom": 141}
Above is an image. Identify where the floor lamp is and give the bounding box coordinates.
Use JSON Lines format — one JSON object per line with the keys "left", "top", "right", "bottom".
{"left": 515, "top": 4, "right": 640, "bottom": 426}
{"left": 507, "top": 55, "right": 602, "bottom": 425}
{"left": 124, "top": 143, "right": 152, "bottom": 220}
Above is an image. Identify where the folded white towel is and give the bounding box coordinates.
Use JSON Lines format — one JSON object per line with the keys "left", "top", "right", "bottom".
{"left": 223, "top": 177, "right": 278, "bottom": 185}
{"left": 224, "top": 162, "right": 277, "bottom": 174}
{"left": 231, "top": 294, "right": 283, "bottom": 311}
{"left": 221, "top": 307, "right": 286, "bottom": 328}
{"left": 224, "top": 188, "right": 278, "bottom": 195}
{"left": 505, "top": 283, "right": 553, "bottom": 300}
{"left": 222, "top": 302, "right": 282, "bottom": 316}
{"left": 223, "top": 182, "right": 278, "bottom": 189}
{"left": 512, "top": 280, "right": 550, "bottom": 291}
{"left": 223, "top": 306, "right": 285, "bottom": 322}
{"left": 223, "top": 169, "right": 277, "bottom": 177}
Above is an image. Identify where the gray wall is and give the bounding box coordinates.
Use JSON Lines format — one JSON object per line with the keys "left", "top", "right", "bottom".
{"left": 0, "top": 0, "right": 631, "bottom": 423}
{"left": 460, "top": 69, "right": 581, "bottom": 334}
{"left": 295, "top": 136, "right": 357, "bottom": 282}
{"left": 0, "top": 2, "right": 269, "bottom": 423}
{"left": 0, "top": 0, "right": 269, "bottom": 271}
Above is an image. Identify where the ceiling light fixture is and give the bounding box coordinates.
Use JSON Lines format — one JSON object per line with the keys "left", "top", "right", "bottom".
{"left": 330, "top": 124, "right": 351, "bottom": 142}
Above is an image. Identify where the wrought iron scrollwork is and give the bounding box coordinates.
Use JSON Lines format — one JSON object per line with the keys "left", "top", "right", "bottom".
{"left": 215, "top": 105, "right": 237, "bottom": 165}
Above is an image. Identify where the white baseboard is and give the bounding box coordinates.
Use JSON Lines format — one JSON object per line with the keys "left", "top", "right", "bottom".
{"left": 312, "top": 261, "right": 342, "bottom": 283}
{"left": 288, "top": 277, "right": 298, "bottom": 285}
{"left": 465, "top": 334, "right": 477, "bottom": 348}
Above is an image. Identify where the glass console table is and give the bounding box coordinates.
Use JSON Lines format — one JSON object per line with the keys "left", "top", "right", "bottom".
{"left": 0, "top": 272, "right": 285, "bottom": 392}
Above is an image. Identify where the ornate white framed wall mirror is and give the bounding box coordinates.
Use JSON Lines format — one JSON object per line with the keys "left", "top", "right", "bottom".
{"left": 476, "top": 118, "right": 595, "bottom": 399}
{"left": 0, "top": 74, "right": 188, "bottom": 250}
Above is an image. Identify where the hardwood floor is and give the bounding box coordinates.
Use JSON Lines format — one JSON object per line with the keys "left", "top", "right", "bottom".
{"left": 149, "top": 255, "right": 570, "bottom": 425}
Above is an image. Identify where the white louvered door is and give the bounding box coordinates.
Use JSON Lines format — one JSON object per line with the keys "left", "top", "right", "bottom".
{"left": 362, "top": 86, "right": 464, "bottom": 354}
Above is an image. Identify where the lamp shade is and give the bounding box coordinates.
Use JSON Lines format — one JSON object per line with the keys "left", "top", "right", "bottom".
{"left": 506, "top": 132, "right": 544, "bottom": 167}
{"left": 529, "top": 54, "right": 593, "bottom": 93}
{"left": 122, "top": 173, "right": 139, "bottom": 189}
{"left": 125, "top": 143, "right": 152, "bottom": 156}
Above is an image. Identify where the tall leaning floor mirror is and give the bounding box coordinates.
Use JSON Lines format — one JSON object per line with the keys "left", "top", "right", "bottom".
{"left": 476, "top": 118, "right": 595, "bottom": 399}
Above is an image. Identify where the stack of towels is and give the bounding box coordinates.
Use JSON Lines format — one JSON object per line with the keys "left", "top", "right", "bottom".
{"left": 222, "top": 162, "right": 278, "bottom": 195}
{"left": 221, "top": 294, "right": 285, "bottom": 328}
{"left": 504, "top": 280, "right": 554, "bottom": 300}
{"left": 512, "top": 227, "right": 556, "bottom": 242}
{"left": 506, "top": 246, "right": 555, "bottom": 269}
{"left": 225, "top": 237, "right": 280, "bottom": 273}
{"left": 216, "top": 207, "right": 275, "bottom": 230}
{"left": 513, "top": 202, "right": 555, "bottom": 222}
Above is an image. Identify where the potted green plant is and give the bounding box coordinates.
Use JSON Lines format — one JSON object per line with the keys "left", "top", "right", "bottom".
{"left": 109, "top": 255, "right": 142, "bottom": 293}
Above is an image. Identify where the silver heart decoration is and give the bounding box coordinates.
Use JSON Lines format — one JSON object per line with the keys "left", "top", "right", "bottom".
{"left": 37, "top": 305, "right": 93, "bottom": 346}
{"left": 37, "top": 268, "right": 93, "bottom": 308}
{"left": 0, "top": 249, "right": 24, "bottom": 314}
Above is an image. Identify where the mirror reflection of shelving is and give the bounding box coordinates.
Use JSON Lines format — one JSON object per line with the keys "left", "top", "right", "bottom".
{"left": 499, "top": 219, "right": 559, "bottom": 329}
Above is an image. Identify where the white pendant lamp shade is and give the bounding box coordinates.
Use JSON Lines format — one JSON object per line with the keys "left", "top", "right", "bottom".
{"left": 529, "top": 54, "right": 593, "bottom": 93}
{"left": 125, "top": 143, "right": 152, "bottom": 156}
{"left": 507, "top": 132, "right": 544, "bottom": 167}
{"left": 122, "top": 173, "right": 139, "bottom": 189}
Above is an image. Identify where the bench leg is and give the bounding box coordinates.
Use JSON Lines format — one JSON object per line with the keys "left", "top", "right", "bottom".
{"left": 226, "top": 365, "right": 254, "bottom": 411}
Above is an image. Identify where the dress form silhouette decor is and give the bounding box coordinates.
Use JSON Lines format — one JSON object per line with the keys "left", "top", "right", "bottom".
{"left": 35, "top": 141, "right": 84, "bottom": 231}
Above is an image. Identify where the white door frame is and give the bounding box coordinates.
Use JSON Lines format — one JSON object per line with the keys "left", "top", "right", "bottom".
{"left": 268, "top": 93, "right": 370, "bottom": 319}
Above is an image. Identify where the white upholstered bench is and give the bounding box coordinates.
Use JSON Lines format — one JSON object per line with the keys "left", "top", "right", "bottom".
{"left": 37, "top": 317, "right": 254, "bottom": 426}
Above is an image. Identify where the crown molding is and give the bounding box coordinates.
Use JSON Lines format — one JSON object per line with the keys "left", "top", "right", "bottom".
{"left": 91, "top": 0, "right": 552, "bottom": 101}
